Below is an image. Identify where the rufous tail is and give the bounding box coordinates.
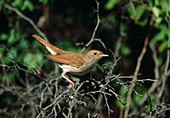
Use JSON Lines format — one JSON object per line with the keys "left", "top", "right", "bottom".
{"left": 32, "top": 34, "right": 67, "bottom": 54}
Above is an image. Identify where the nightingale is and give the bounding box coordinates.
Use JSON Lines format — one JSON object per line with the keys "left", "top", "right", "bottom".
{"left": 32, "top": 34, "right": 108, "bottom": 88}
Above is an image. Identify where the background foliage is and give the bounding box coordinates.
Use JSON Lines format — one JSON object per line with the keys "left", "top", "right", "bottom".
{"left": 0, "top": 0, "right": 170, "bottom": 118}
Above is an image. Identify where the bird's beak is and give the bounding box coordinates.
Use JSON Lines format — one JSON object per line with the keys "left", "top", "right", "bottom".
{"left": 101, "top": 54, "right": 109, "bottom": 57}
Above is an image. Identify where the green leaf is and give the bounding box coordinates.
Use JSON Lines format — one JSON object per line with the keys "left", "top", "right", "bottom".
{"left": 19, "top": 39, "right": 29, "bottom": 48}
{"left": 133, "top": 94, "right": 141, "bottom": 105}
{"left": 152, "top": 24, "right": 169, "bottom": 45}
{"left": 154, "top": 17, "right": 162, "bottom": 27}
{"left": 119, "top": 86, "right": 126, "bottom": 96}
{"left": 135, "top": 5, "right": 146, "bottom": 20}
{"left": 6, "top": 71, "right": 16, "bottom": 82}
{"left": 158, "top": 40, "right": 168, "bottom": 53}
{"left": 158, "top": 57, "right": 162, "bottom": 67}
{"left": 21, "top": 0, "right": 28, "bottom": 11}
{"left": 116, "top": 86, "right": 126, "bottom": 108}
{"left": 21, "top": 0, "right": 33, "bottom": 11}
{"left": 152, "top": 31, "right": 165, "bottom": 44}
{"left": 92, "top": 66, "right": 97, "bottom": 72}
{"left": 8, "top": 29, "right": 15, "bottom": 43}
{"left": 36, "top": 53, "right": 44, "bottom": 64}
{"left": 39, "top": 0, "right": 48, "bottom": 5}
{"left": 24, "top": 53, "right": 37, "bottom": 67}
{"left": 160, "top": 24, "right": 169, "bottom": 36}
{"left": 0, "top": 33, "right": 8, "bottom": 40}
{"left": 121, "top": 45, "right": 131, "bottom": 56}
{"left": 116, "top": 99, "right": 122, "bottom": 108}
{"left": 6, "top": 48, "right": 17, "bottom": 59}
{"left": 28, "top": 1, "right": 34, "bottom": 11}
{"left": 105, "top": 0, "right": 119, "bottom": 10}
{"left": 8, "top": 28, "right": 21, "bottom": 43}
{"left": 152, "top": 7, "right": 160, "bottom": 17}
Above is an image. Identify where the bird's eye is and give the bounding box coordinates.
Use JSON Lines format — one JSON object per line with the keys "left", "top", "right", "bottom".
{"left": 93, "top": 52, "right": 97, "bottom": 55}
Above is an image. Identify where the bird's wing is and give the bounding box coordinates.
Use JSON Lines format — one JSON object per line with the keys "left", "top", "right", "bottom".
{"left": 32, "top": 34, "right": 67, "bottom": 54}
{"left": 45, "top": 53, "right": 84, "bottom": 67}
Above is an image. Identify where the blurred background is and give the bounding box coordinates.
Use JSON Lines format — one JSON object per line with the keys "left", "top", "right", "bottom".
{"left": 0, "top": 0, "right": 170, "bottom": 118}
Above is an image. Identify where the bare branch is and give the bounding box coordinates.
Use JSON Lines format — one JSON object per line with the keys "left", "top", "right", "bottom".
{"left": 81, "top": 0, "right": 103, "bottom": 52}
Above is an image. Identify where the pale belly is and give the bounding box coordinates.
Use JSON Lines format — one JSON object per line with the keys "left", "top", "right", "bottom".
{"left": 59, "top": 63, "right": 96, "bottom": 75}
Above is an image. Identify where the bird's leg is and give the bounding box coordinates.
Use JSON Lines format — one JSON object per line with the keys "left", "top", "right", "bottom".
{"left": 61, "top": 72, "right": 75, "bottom": 88}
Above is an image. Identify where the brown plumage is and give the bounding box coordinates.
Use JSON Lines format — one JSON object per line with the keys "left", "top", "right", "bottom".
{"left": 45, "top": 53, "right": 84, "bottom": 67}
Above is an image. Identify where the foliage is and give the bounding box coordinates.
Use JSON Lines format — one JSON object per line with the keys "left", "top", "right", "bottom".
{"left": 105, "top": 0, "right": 119, "bottom": 10}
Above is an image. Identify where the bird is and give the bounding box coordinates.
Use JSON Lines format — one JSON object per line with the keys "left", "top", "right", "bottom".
{"left": 32, "top": 34, "right": 108, "bottom": 88}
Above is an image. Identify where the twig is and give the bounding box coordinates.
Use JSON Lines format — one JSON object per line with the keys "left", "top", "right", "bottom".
{"left": 0, "top": 52, "right": 10, "bottom": 87}
{"left": 81, "top": 0, "right": 101, "bottom": 52}
{"left": 36, "top": 89, "right": 70, "bottom": 118}
{"left": 149, "top": 42, "right": 159, "bottom": 80}
{"left": 124, "top": 36, "right": 148, "bottom": 118}
{"left": 3, "top": 4, "right": 48, "bottom": 42}
{"left": 39, "top": 87, "right": 47, "bottom": 107}
{"left": 103, "top": 93, "right": 113, "bottom": 116}
{"left": 93, "top": 38, "right": 107, "bottom": 50}
{"left": 123, "top": 14, "right": 153, "bottom": 118}
{"left": 138, "top": 42, "right": 160, "bottom": 106}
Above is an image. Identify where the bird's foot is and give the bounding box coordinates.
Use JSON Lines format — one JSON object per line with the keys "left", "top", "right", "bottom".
{"left": 67, "top": 83, "right": 75, "bottom": 91}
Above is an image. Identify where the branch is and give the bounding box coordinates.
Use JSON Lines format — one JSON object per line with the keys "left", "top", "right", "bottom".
{"left": 0, "top": 52, "right": 10, "bottom": 87}
{"left": 123, "top": 14, "right": 154, "bottom": 118}
{"left": 81, "top": 0, "right": 104, "bottom": 52}
{"left": 137, "top": 42, "right": 160, "bottom": 106}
